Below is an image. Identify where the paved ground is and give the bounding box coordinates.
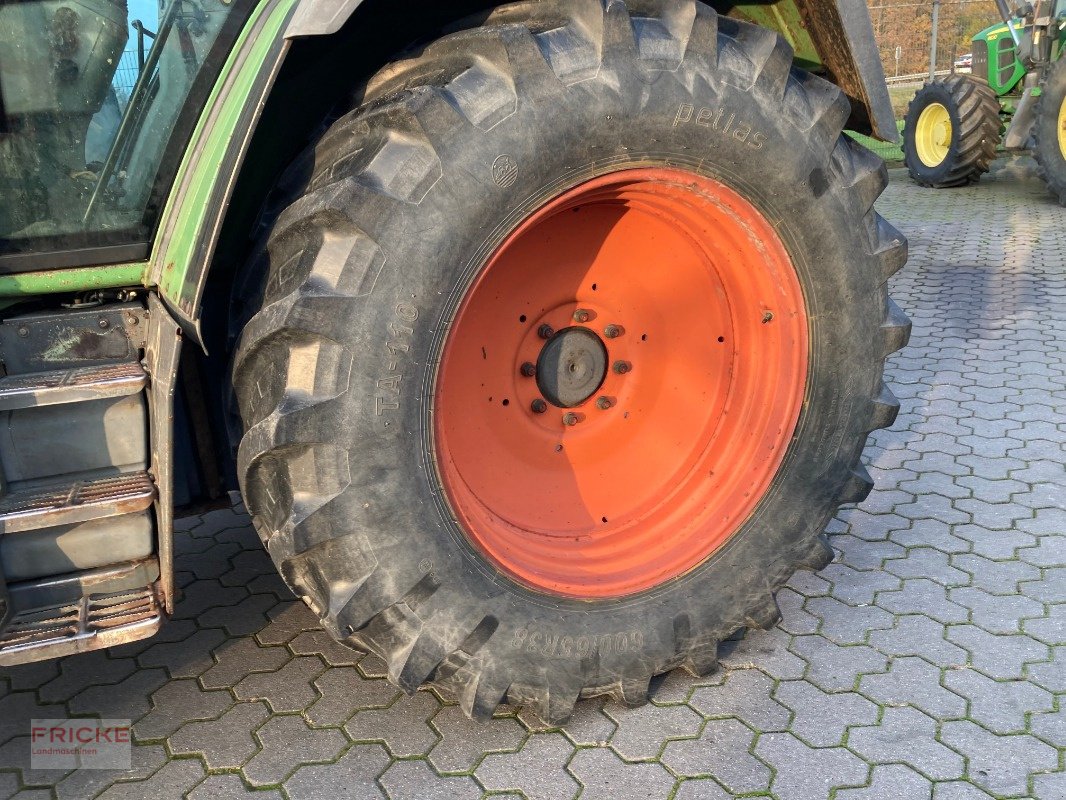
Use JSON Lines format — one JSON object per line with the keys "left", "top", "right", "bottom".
{"left": 2, "top": 159, "right": 1065, "bottom": 799}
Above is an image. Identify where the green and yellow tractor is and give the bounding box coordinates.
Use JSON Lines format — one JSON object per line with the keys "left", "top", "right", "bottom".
{"left": 0, "top": 0, "right": 909, "bottom": 721}
{"left": 903, "top": 0, "right": 1066, "bottom": 203}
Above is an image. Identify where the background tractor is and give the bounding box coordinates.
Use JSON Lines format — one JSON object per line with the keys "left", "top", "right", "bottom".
{"left": 902, "top": 0, "right": 1066, "bottom": 203}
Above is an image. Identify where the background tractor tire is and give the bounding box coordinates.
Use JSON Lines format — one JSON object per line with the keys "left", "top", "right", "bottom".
{"left": 903, "top": 75, "right": 1001, "bottom": 187}
{"left": 1033, "top": 59, "right": 1066, "bottom": 205}
{"left": 231, "top": 0, "right": 910, "bottom": 723}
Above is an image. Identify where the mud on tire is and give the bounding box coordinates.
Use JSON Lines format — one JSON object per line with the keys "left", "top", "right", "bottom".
{"left": 231, "top": 0, "right": 910, "bottom": 722}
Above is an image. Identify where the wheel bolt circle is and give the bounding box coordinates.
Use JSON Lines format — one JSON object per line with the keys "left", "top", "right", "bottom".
{"left": 531, "top": 399, "right": 547, "bottom": 414}
{"left": 562, "top": 412, "right": 580, "bottom": 426}
{"left": 604, "top": 324, "right": 624, "bottom": 339}
{"left": 520, "top": 362, "right": 537, "bottom": 377}
{"left": 538, "top": 324, "right": 555, "bottom": 339}
{"left": 613, "top": 360, "right": 632, "bottom": 375}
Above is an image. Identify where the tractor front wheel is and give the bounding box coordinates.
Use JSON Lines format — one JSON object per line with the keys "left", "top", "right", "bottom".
{"left": 903, "top": 75, "right": 1001, "bottom": 187}
{"left": 1033, "top": 59, "right": 1066, "bottom": 205}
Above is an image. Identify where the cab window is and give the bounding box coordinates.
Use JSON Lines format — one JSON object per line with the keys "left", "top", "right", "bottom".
{"left": 0, "top": 0, "right": 252, "bottom": 268}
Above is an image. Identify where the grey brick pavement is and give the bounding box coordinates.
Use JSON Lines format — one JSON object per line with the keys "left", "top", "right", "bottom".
{"left": 1, "top": 158, "right": 1064, "bottom": 798}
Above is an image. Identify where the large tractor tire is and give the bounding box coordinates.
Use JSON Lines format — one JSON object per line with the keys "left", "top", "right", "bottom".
{"left": 903, "top": 74, "right": 1001, "bottom": 187}
{"left": 1033, "top": 58, "right": 1066, "bottom": 205}
{"left": 231, "top": 0, "right": 909, "bottom": 722}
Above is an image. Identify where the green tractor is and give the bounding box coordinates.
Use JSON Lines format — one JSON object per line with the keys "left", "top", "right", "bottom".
{"left": 0, "top": 0, "right": 909, "bottom": 722}
{"left": 903, "top": 1, "right": 1066, "bottom": 203}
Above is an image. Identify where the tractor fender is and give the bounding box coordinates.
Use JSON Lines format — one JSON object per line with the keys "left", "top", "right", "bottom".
{"left": 285, "top": 0, "right": 360, "bottom": 37}
{"left": 285, "top": 0, "right": 897, "bottom": 142}
{"left": 156, "top": 0, "right": 896, "bottom": 340}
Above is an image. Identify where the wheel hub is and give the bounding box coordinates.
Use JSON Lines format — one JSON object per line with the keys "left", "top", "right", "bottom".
{"left": 536, "top": 326, "right": 609, "bottom": 408}
{"left": 916, "top": 101, "right": 952, "bottom": 168}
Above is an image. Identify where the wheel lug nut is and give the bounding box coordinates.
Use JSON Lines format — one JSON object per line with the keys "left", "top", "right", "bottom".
{"left": 762, "top": 311, "right": 774, "bottom": 323}
{"left": 538, "top": 324, "right": 555, "bottom": 339}
{"left": 604, "top": 324, "right": 624, "bottom": 339}
{"left": 562, "top": 412, "right": 582, "bottom": 426}
{"left": 596, "top": 396, "right": 614, "bottom": 410}
{"left": 531, "top": 399, "right": 547, "bottom": 414}
{"left": 520, "top": 362, "right": 537, "bottom": 377}
{"left": 573, "top": 308, "right": 592, "bottom": 323}
{"left": 612, "top": 360, "right": 632, "bottom": 375}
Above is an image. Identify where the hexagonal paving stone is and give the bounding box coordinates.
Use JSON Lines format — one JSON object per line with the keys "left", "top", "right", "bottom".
{"left": 38, "top": 651, "right": 136, "bottom": 703}
{"left": 306, "top": 666, "right": 401, "bottom": 728}
{"left": 69, "top": 668, "right": 169, "bottom": 722}
{"left": 345, "top": 691, "right": 441, "bottom": 757}
{"left": 0, "top": 693, "right": 67, "bottom": 747}
{"left": 945, "top": 626, "right": 1049, "bottom": 679}
{"left": 672, "top": 778, "right": 732, "bottom": 800}
{"left": 948, "top": 587, "right": 1045, "bottom": 634}
{"left": 132, "top": 678, "right": 234, "bottom": 740}
{"left": 805, "top": 597, "right": 895, "bottom": 645}
{"left": 847, "top": 706, "right": 964, "bottom": 780}
{"left": 427, "top": 705, "right": 525, "bottom": 773}
{"left": 379, "top": 759, "right": 481, "bottom": 800}
{"left": 858, "top": 657, "right": 966, "bottom": 720}
{"left": 867, "top": 614, "right": 968, "bottom": 665}
{"left": 1024, "top": 604, "right": 1066, "bottom": 645}
{"left": 789, "top": 635, "right": 889, "bottom": 691}
{"left": 716, "top": 626, "right": 807, "bottom": 679}
{"left": 242, "top": 715, "right": 348, "bottom": 787}
{"left": 186, "top": 775, "right": 283, "bottom": 800}
{"left": 54, "top": 744, "right": 167, "bottom": 800}
{"left": 931, "top": 781, "right": 995, "bottom": 800}
{"left": 135, "top": 627, "right": 227, "bottom": 679}
{"left": 475, "top": 732, "right": 579, "bottom": 800}
{"left": 755, "top": 731, "right": 869, "bottom": 800}
{"left": 772, "top": 681, "right": 878, "bottom": 747}
{"left": 943, "top": 666, "right": 1054, "bottom": 733}
{"left": 200, "top": 636, "right": 291, "bottom": 689}
{"left": 283, "top": 743, "right": 390, "bottom": 800}
{"left": 688, "top": 669, "right": 790, "bottom": 731}
{"left": 875, "top": 580, "right": 969, "bottom": 624}
{"left": 836, "top": 764, "right": 932, "bottom": 800}
{"left": 1033, "top": 770, "right": 1066, "bottom": 800}
{"left": 552, "top": 698, "right": 617, "bottom": 746}
{"left": 168, "top": 701, "right": 270, "bottom": 769}
{"left": 661, "top": 717, "right": 770, "bottom": 794}
{"left": 568, "top": 747, "right": 676, "bottom": 800}
{"left": 939, "top": 720, "right": 1058, "bottom": 797}
{"left": 233, "top": 655, "right": 325, "bottom": 713}
{"left": 605, "top": 700, "right": 702, "bottom": 761}
{"left": 95, "top": 759, "right": 206, "bottom": 800}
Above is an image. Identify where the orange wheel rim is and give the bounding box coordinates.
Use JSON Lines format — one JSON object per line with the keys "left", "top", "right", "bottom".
{"left": 434, "top": 168, "right": 808, "bottom": 598}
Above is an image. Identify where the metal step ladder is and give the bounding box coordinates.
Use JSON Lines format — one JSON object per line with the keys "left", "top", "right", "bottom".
{"left": 0, "top": 311, "right": 174, "bottom": 665}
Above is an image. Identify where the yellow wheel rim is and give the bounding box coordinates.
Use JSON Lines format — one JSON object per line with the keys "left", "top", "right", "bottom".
{"left": 915, "top": 102, "right": 953, "bottom": 168}
{"left": 1057, "top": 93, "right": 1066, "bottom": 160}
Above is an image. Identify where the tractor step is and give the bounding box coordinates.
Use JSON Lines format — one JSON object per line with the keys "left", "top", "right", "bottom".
{"left": 0, "top": 362, "right": 147, "bottom": 411}
{"left": 0, "top": 583, "right": 162, "bottom": 666}
{"left": 0, "top": 472, "right": 156, "bottom": 535}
